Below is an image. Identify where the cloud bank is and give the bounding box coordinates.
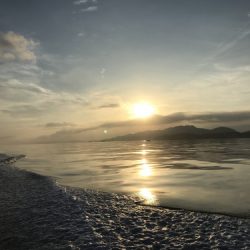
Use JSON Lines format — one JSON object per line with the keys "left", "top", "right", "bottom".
{"left": 35, "top": 111, "right": 250, "bottom": 143}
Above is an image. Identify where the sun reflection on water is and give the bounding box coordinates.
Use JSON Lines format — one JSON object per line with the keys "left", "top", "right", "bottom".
{"left": 137, "top": 144, "right": 158, "bottom": 205}
{"left": 139, "top": 159, "right": 152, "bottom": 177}
{"left": 138, "top": 188, "right": 157, "bottom": 205}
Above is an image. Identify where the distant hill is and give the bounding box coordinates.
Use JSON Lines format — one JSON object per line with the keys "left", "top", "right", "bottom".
{"left": 103, "top": 125, "right": 250, "bottom": 141}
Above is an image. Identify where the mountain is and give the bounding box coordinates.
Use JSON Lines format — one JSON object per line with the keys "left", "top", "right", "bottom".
{"left": 242, "top": 131, "right": 250, "bottom": 137}
{"left": 103, "top": 125, "right": 250, "bottom": 141}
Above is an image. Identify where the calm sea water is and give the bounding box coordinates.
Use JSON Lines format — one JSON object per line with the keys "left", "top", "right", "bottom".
{"left": 1, "top": 139, "right": 250, "bottom": 217}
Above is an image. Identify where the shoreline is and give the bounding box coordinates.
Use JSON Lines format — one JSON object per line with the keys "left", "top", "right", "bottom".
{"left": 0, "top": 156, "right": 249, "bottom": 249}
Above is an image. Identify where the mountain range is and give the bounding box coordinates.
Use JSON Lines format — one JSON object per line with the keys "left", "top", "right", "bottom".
{"left": 103, "top": 125, "right": 250, "bottom": 141}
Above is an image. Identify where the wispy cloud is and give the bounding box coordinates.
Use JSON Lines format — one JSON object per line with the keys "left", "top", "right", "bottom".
{"left": 45, "top": 122, "right": 77, "bottom": 128}
{"left": 0, "top": 76, "right": 89, "bottom": 119}
{"left": 0, "top": 31, "right": 37, "bottom": 63}
{"left": 215, "top": 29, "right": 250, "bottom": 58}
{"left": 74, "top": 0, "right": 88, "bottom": 5}
{"left": 1, "top": 105, "right": 46, "bottom": 117}
{"left": 96, "top": 103, "right": 120, "bottom": 109}
{"left": 77, "top": 32, "right": 85, "bottom": 37}
{"left": 74, "top": 0, "right": 97, "bottom": 4}
{"left": 0, "top": 79, "right": 51, "bottom": 95}
{"left": 194, "top": 20, "right": 250, "bottom": 76}
{"left": 73, "top": 0, "right": 98, "bottom": 13}
{"left": 81, "top": 6, "right": 98, "bottom": 12}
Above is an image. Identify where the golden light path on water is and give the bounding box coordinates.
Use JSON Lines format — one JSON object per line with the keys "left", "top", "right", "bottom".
{"left": 137, "top": 143, "right": 158, "bottom": 205}
{"left": 139, "top": 159, "right": 152, "bottom": 177}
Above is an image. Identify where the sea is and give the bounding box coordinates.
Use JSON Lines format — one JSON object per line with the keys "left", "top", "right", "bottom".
{"left": 1, "top": 138, "right": 250, "bottom": 218}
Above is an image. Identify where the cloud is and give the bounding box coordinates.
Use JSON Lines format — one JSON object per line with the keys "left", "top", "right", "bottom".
{"left": 77, "top": 32, "right": 85, "bottom": 37}
{"left": 158, "top": 111, "right": 250, "bottom": 124}
{"left": 1, "top": 105, "right": 45, "bottom": 117}
{"left": 0, "top": 94, "right": 89, "bottom": 121}
{"left": 1, "top": 93, "right": 89, "bottom": 117}
{"left": 45, "top": 122, "right": 76, "bottom": 128}
{"left": 73, "top": 0, "right": 98, "bottom": 12}
{"left": 100, "top": 68, "right": 106, "bottom": 74}
{"left": 0, "top": 31, "right": 37, "bottom": 63}
{"left": 214, "top": 28, "right": 250, "bottom": 58}
{"left": 74, "top": 0, "right": 88, "bottom": 4}
{"left": 0, "top": 78, "right": 90, "bottom": 119}
{"left": 96, "top": 103, "right": 120, "bottom": 109}
{"left": 88, "top": 111, "right": 250, "bottom": 130}
{"left": 0, "top": 78, "right": 53, "bottom": 103}
{"left": 74, "top": 0, "right": 97, "bottom": 4}
{"left": 35, "top": 111, "right": 250, "bottom": 143}
{"left": 195, "top": 22, "right": 250, "bottom": 74}
{"left": 214, "top": 63, "right": 250, "bottom": 73}
{"left": 81, "top": 6, "right": 98, "bottom": 12}
{"left": 0, "top": 75, "right": 89, "bottom": 105}
{"left": 0, "top": 79, "right": 51, "bottom": 95}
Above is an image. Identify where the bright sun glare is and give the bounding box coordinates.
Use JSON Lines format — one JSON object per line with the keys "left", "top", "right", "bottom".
{"left": 133, "top": 102, "right": 155, "bottom": 118}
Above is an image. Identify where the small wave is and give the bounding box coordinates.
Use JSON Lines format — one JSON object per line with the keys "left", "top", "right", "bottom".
{"left": 163, "top": 163, "right": 233, "bottom": 170}
{"left": 0, "top": 153, "right": 26, "bottom": 165}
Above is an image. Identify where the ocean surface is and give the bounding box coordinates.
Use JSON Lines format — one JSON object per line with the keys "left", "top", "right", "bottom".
{"left": 1, "top": 138, "right": 250, "bottom": 217}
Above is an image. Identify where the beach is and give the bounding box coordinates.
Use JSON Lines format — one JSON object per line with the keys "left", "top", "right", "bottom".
{"left": 1, "top": 0, "right": 250, "bottom": 249}
{"left": 0, "top": 154, "right": 249, "bottom": 250}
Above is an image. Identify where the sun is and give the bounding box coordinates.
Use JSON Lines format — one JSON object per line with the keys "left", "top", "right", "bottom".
{"left": 133, "top": 102, "right": 155, "bottom": 118}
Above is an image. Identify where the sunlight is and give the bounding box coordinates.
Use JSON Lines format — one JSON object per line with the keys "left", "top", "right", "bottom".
{"left": 139, "top": 159, "right": 152, "bottom": 177}
{"left": 140, "top": 150, "right": 147, "bottom": 155}
{"left": 139, "top": 188, "right": 157, "bottom": 205}
{"left": 132, "top": 102, "right": 155, "bottom": 118}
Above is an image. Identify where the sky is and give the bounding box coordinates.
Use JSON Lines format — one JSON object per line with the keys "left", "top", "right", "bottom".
{"left": 0, "top": 0, "right": 250, "bottom": 143}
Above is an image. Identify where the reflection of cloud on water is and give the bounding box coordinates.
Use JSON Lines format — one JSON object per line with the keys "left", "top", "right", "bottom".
{"left": 138, "top": 188, "right": 157, "bottom": 205}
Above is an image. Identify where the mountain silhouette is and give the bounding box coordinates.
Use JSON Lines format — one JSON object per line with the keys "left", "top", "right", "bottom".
{"left": 103, "top": 125, "right": 250, "bottom": 141}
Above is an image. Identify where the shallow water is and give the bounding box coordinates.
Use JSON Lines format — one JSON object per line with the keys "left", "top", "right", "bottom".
{"left": 1, "top": 138, "right": 250, "bottom": 217}
{"left": 1, "top": 160, "right": 249, "bottom": 250}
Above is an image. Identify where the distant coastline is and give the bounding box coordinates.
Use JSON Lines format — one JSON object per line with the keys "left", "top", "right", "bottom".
{"left": 103, "top": 125, "right": 250, "bottom": 141}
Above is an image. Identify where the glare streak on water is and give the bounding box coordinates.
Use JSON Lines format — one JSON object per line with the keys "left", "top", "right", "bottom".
{"left": 0, "top": 138, "right": 250, "bottom": 217}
